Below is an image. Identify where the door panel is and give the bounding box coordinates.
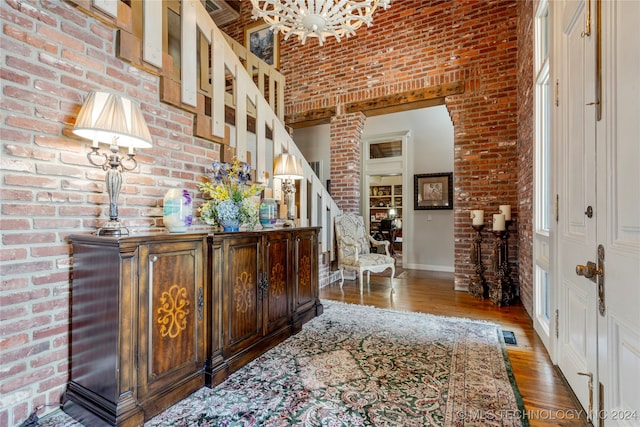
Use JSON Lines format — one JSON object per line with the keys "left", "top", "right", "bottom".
{"left": 596, "top": 1, "right": 640, "bottom": 425}
{"left": 138, "top": 240, "right": 205, "bottom": 400}
{"left": 264, "top": 232, "right": 291, "bottom": 335}
{"left": 556, "top": 0, "right": 599, "bottom": 420}
{"left": 566, "top": 282, "right": 589, "bottom": 357}
{"left": 223, "top": 236, "right": 262, "bottom": 356}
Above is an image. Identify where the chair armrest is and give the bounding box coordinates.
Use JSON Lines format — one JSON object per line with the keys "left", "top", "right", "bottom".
{"left": 367, "top": 234, "right": 391, "bottom": 256}
{"left": 339, "top": 235, "right": 362, "bottom": 261}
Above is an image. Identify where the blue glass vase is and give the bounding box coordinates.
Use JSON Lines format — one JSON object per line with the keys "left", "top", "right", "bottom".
{"left": 220, "top": 218, "right": 240, "bottom": 232}
{"left": 259, "top": 198, "right": 277, "bottom": 229}
{"left": 217, "top": 200, "right": 240, "bottom": 231}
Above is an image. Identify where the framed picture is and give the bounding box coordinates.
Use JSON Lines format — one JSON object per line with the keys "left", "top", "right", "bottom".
{"left": 414, "top": 172, "right": 453, "bottom": 210}
{"left": 245, "top": 21, "right": 280, "bottom": 69}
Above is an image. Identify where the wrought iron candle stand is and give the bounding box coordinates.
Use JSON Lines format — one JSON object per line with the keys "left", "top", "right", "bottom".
{"left": 469, "top": 224, "right": 487, "bottom": 298}
{"left": 491, "top": 220, "right": 516, "bottom": 306}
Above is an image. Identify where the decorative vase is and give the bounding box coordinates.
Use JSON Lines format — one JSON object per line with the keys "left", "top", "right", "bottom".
{"left": 163, "top": 189, "right": 193, "bottom": 233}
{"left": 259, "top": 198, "right": 277, "bottom": 229}
{"left": 219, "top": 218, "right": 240, "bottom": 232}
{"left": 217, "top": 199, "right": 241, "bottom": 232}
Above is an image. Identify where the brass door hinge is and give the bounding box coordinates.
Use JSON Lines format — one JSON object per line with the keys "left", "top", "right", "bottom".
{"left": 555, "top": 309, "right": 559, "bottom": 339}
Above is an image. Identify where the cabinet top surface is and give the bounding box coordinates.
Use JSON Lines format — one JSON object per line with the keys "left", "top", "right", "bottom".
{"left": 69, "top": 227, "right": 321, "bottom": 244}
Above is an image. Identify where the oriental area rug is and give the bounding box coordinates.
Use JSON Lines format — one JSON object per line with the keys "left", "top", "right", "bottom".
{"left": 42, "top": 300, "right": 528, "bottom": 426}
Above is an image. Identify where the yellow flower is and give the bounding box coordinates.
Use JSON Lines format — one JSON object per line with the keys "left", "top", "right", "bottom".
{"left": 197, "top": 159, "right": 263, "bottom": 229}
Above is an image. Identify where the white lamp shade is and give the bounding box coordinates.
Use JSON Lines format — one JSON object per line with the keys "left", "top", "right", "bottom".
{"left": 273, "top": 153, "right": 304, "bottom": 180}
{"left": 73, "top": 90, "right": 152, "bottom": 148}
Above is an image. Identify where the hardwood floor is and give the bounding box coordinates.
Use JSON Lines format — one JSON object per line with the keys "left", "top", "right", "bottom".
{"left": 319, "top": 269, "right": 590, "bottom": 427}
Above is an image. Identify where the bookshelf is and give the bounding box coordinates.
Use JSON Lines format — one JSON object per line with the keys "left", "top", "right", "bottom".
{"left": 368, "top": 183, "right": 402, "bottom": 252}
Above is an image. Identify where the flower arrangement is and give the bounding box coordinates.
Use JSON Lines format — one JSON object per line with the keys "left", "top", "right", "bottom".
{"left": 198, "top": 159, "right": 263, "bottom": 231}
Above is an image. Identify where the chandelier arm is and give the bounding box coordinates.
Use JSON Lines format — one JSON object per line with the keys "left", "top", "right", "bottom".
{"left": 263, "top": 0, "right": 295, "bottom": 23}
{"left": 327, "top": 0, "right": 353, "bottom": 18}
{"left": 285, "top": 0, "right": 303, "bottom": 16}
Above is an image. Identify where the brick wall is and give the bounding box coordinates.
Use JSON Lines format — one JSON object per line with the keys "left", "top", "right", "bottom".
{"left": 329, "top": 112, "right": 366, "bottom": 213}
{"left": 0, "top": 2, "right": 218, "bottom": 425}
{"left": 224, "top": 0, "right": 522, "bottom": 291}
{"left": 516, "top": 0, "right": 534, "bottom": 316}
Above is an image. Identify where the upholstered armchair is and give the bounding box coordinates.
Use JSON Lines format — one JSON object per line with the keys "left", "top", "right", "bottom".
{"left": 334, "top": 212, "right": 395, "bottom": 294}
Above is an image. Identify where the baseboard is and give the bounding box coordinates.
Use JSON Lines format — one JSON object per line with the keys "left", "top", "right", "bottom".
{"left": 404, "top": 263, "right": 454, "bottom": 273}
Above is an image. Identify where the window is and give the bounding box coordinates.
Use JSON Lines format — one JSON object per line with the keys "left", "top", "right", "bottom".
{"left": 368, "top": 140, "right": 402, "bottom": 160}
{"left": 533, "top": 0, "right": 553, "bottom": 344}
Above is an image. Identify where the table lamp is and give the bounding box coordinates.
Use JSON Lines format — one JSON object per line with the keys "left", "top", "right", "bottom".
{"left": 273, "top": 153, "right": 304, "bottom": 227}
{"left": 73, "top": 90, "right": 152, "bottom": 236}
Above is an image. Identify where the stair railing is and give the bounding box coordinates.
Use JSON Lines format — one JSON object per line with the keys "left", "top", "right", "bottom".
{"left": 169, "top": 1, "right": 340, "bottom": 256}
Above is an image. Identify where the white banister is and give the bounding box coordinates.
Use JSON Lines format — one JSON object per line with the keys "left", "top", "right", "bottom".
{"left": 142, "top": 1, "right": 163, "bottom": 68}
{"left": 181, "top": 1, "right": 199, "bottom": 108}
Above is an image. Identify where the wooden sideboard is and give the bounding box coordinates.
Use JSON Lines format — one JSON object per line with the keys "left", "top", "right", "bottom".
{"left": 63, "top": 228, "right": 322, "bottom": 427}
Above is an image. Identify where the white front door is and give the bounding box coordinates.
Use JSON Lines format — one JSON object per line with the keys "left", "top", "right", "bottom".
{"left": 556, "top": 0, "right": 599, "bottom": 421}
{"left": 595, "top": 1, "right": 640, "bottom": 425}
{"left": 555, "top": 0, "right": 640, "bottom": 424}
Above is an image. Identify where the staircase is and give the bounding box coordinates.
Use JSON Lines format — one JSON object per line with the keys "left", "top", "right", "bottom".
{"left": 130, "top": 1, "right": 341, "bottom": 263}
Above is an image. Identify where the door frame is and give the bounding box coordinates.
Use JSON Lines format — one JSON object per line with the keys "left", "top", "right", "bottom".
{"left": 361, "top": 131, "right": 410, "bottom": 251}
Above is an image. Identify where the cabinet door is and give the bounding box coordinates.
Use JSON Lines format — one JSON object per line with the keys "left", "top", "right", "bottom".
{"left": 263, "top": 231, "right": 291, "bottom": 335}
{"left": 137, "top": 239, "right": 205, "bottom": 402}
{"left": 221, "top": 235, "right": 263, "bottom": 357}
{"left": 292, "top": 229, "right": 317, "bottom": 315}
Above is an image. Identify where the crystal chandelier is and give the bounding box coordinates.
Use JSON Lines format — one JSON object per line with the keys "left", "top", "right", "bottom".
{"left": 250, "top": 0, "right": 391, "bottom": 46}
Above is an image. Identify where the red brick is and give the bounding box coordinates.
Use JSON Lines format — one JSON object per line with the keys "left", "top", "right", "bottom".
{"left": 5, "top": 115, "right": 60, "bottom": 135}
{"left": 0, "top": 336, "right": 29, "bottom": 355}
{"left": 0, "top": 366, "right": 54, "bottom": 394}
{"left": 2, "top": 204, "right": 56, "bottom": 217}
{"left": 0, "top": 261, "right": 53, "bottom": 276}
{"left": 32, "top": 322, "right": 68, "bottom": 340}
{"left": 0, "top": 277, "right": 29, "bottom": 293}
{"left": 4, "top": 174, "right": 58, "bottom": 189}
{"left": 0, "top": 247, "right": 28, "bottom": 262}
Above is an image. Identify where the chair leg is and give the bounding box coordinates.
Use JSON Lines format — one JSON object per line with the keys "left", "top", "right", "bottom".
{"left": 359, "top": 271, "right": 364, "bottom": 294}
{"left": 339, "top": 267, "right": 345, "bottom": 288}
{"left": 390, "top": 264, "right": 396, "bottom": 294}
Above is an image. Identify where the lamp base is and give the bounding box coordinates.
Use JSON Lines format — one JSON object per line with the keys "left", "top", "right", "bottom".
{"left": 96, "top": 219, "right": 129, "bottom": 236}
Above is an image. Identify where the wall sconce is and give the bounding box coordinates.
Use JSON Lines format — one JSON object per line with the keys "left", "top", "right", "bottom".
{"left": 273, "top": 153, "right": 304, "bottom": 227}
{"left": 73, "top": 90, "right": 152, "bottom": 236}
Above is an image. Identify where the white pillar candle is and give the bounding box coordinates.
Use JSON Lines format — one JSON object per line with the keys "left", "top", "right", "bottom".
{"left": 471, "top": 210, "right": 484, "bottom": 226}
{"left": 499, "top": 204, "right": 511, "bottom": 221}
{"left": 493, "top": 214, "right": 506, "bottom": 231}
